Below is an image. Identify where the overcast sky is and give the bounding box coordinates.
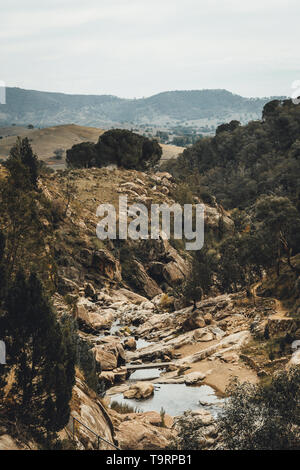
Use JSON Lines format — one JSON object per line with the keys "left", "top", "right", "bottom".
{"left": 1, "top": 0, "right": 299, "bottom": 98}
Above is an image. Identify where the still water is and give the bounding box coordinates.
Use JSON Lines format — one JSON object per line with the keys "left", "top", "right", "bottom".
{"left": 111, "top": 383, "right": 223, "bottom": 418}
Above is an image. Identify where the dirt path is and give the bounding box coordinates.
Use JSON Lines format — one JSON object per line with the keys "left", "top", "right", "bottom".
{"left": 253, "top": 280, "right": 289, "bottom": 320}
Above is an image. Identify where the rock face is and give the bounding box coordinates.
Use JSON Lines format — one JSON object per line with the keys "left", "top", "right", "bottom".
{"left": 183, "top": 310, "right": 206, "bottom": 330}
{"left": 66, "top": 376, "right": 117, "bottom": 450}
{"left": 126, "top": 260, "right": 162, "bottom": 299}
{"left": 123, "top": 382, "right": 154, "bottom": 400}
{"left": 92, "top": 250, "right": 121, "bottom": 281}
{"left": 93, "top": 337, "right": 126, "bottom": 371}
{"left": 76, "top": 297, "right": 115, "bottom": 332}
{"left": 113, "top": 415, "right": 174, "bottom": 450}
{"left": 0, "top": 435, "right": 22, "bottom": 450}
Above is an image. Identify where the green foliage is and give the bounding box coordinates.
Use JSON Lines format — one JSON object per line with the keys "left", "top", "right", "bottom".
{"left": 254, "top": 195, "right": 300, "bottom": 275}
{"left": 110, "top": 401, "right": 141, "bottom": 414}
{"left": 0, "top": 271, "right": 76, "bottom": 437}
{"left": 169, "top": 411, "right": 207, "bottom": 450}
{"left": 0, "top": 159, "right": 56, "bottom": 288}
{"left": 218, "top": 368, "right": 300, "bottom": 450}
{"left": 66, "top": 142, "right": 97, "bottom": 169}
{"left": 168, "top": 99, "right": 300, "bottom": 211}
{"left": 76, "top": 336, "right": 99, "bottom": 393}
{"left": 184, "top": 248, "right": 214, "bottom": 307}
{"left": 66, "top": 129, "right": 162, "bottom": 170}
{"left": 7, "top": 137, "right": 39, "bottom": 187}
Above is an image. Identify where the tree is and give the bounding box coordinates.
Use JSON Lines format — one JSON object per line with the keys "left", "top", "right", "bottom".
{"left": 184, "top": 248, "right": 214, "bottom": 308}
{"left": 66, "top": 130, "right": 162, "bottom": 170}
{"left": 95, "top": 129, "right": 162, "bottom": 170}
{"left": 7, "top": 137, "right": 39, "bottom": 187}
{"left": 1, "top": 271, "right": 75, "bottom": 439}
{"left": 254, "top": 195, "right": 300, "bottom": 276}
{"left": 218, "top": 368, "right": 300, "bottom": 450}
{"left": 66, "top": 142, "right": 97, "bottom": 169}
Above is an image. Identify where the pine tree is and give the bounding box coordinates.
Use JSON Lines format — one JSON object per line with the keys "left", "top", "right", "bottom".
{"left": 2, "top": 271, "right": 75, "bottom": 437}
{"left": 7, "top": 137, "right": 39, "bottom": 187}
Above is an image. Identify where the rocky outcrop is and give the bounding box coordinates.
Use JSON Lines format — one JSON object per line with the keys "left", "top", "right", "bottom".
{"left": 184, "top": 371, "right": 206, "bottom": 385}
{"left": 76, "top": 297, "right": 115, "bottom": 332}
{"left": 93, "top": 337, "right": 126, "bottom": 371}
{"left": 178, "top": 330, "right": 251, "bottom": 364}
{"left": 0, "top": 434, "right": 23, "bottom": 450}
{"left": 125, "top": 260, "right": 162, "bottom": 299}
{"left": 109, "top": 405, "right": 175, "bottom": 450}
{"left": 123, "top": 382, "right": 154, "bottom": 400}
{"left": 92, "top": 250, "right": 121, "bottom": 281}
{"left": 123, "top": 337, "right": 137, "bottom": 350}
{"left": 65, "top": 376, "right": 117, "bottom": 450}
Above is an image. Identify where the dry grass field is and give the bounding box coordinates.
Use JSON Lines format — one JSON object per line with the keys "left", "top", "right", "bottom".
{"left": 0, "top": 124, "right": 182, "bottom": 169}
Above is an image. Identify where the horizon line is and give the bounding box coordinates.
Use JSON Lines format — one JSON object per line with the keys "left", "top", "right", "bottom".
{"left": 4, "top": 85, "right": 286, "bottom": 101}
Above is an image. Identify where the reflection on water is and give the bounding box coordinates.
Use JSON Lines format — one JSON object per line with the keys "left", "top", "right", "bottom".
{"left": 110, "top": 320, "right": 121, "bottom": 335}
{"left": 106, "top": 321, "right": 153, "bottom": 350}
{"left": 128, "top": 368, "right": 161, "bottom": 382}
{"left": 111, "top": 383, "right": 223, "bottom": 418}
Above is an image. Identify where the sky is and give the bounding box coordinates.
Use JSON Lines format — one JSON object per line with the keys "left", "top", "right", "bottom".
{"left": 0, "top": 0, "right": 300, "bottom": 99}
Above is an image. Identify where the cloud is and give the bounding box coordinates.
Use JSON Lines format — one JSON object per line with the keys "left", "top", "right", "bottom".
{"left": 0, "top": 0, "right": 299, "bottom": 97}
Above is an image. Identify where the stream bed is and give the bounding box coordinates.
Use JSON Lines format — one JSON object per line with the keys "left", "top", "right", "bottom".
{"left": 111, "top": 383, "right": 223, "bottom": 418}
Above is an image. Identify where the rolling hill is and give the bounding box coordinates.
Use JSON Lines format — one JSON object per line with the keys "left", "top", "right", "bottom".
{"left": 0, "top": 87, "right": 284, "bottom": 129}
{"left": 0, "top": 124, "right": 182, "bottom": 169}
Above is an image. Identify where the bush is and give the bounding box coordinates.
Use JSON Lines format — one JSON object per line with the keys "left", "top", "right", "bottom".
{"left": 66, "top": 129, "right": 162, "bottom": 170}
{"left": 218, "top": 367, "right": 300, "bottom": 450}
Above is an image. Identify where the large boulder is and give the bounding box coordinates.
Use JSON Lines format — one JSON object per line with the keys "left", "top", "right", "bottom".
{"left": 163, "top": 262, "right": 186, "bottom": 285}
{"left": 184, "top": 371, "right": 206, "bottom": 385}
{"left": 76, "top": 298, "right": 115, "bottom": 332}
{"left": 183, "top": 310, "right": 206, "bottom": 331}
{"left": 123, "top": 337, "right": 137, "bottom": 351}
{"left": 65, "top": 375, "right": 116, "bottom": 450}
{"left": 141, "top": 411, "right": 173, "bottom": 429}
{"left": 123, "top": 382, "right": 154, "bottom": 400}
{"left": 93, "top": 337, "right": 126, "bottom": 371}
{"left": 289, "top": 350, "right": 300, "bottom": 366}
{"left": 114, "top": 418, "right": 173, "bottom": 450}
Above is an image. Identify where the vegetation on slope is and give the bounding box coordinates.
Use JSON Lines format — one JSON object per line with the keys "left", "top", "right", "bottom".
{"left": 66, "top": 129, "right": 162, "bottom": 170}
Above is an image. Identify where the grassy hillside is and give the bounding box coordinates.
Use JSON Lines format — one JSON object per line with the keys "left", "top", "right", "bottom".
{"left": 0, "top": 124, "right": 182, "bottom": 169}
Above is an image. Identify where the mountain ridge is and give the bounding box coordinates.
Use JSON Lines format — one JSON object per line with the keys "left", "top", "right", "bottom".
{"left": 0, "top": 87, "right": 285, "bottom": 128}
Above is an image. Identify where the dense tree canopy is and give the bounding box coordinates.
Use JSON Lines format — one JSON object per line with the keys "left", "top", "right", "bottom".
{"left": 218, "top": 368, "right": 300, "bottom": 450}
{"left": 66, "top": 129, "right": 162, "bottom": 170}
{"left": 167, "top": 99, "right": 300, "bottom": 210}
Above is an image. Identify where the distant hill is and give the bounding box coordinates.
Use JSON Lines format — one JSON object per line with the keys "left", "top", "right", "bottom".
{"left": 0, "top": 123, "right": 182, "bottom": 169}
{"left": 0, "top": 87, "right": 285, "bottom": 129}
